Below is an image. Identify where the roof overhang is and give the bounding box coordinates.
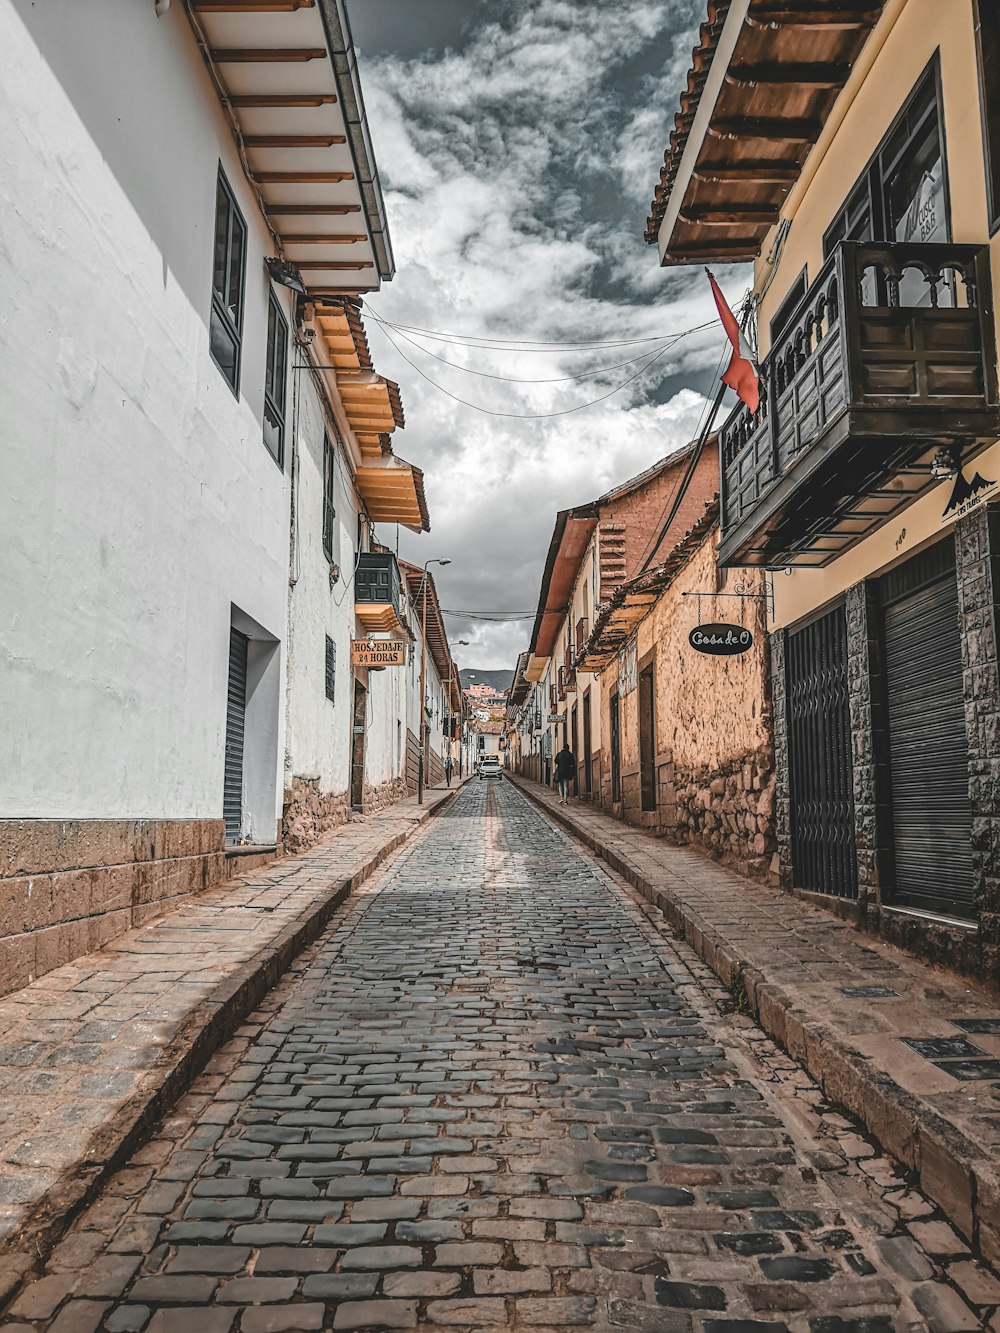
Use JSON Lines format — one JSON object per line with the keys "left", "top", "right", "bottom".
{"left": 355, "top": 458, "right": 429, "bottom": 532}
{"left": 524, "top": 655, "right": 549, "bottom": 683}
{"left": 647, "top": 0, "right": 885, "bottom": 265}
{"left": 400, "top": 562, "right": 455, "bottom": 686}
{"left": 186, "top": 0, "right": 393, "bottom": 293}
{"left": 528, "top": 511, "right": 599, "bottom": 660}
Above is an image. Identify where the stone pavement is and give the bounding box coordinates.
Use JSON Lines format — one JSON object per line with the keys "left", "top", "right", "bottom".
{"left": 1, "top": 780, "right": 995, "bottom": 1330}
{"left": 513, "top": 775, "right": 1000, "bottom": 1273}
{"left": 0, "top": 781, "right": 466, "bottom": 1275}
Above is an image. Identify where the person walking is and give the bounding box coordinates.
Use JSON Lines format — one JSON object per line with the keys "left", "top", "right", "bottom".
{"left": 444, "top": 754, "right": 454, "bottom": 787}
{"left": 554, "top": 742, "right": 575, "bottom": 804}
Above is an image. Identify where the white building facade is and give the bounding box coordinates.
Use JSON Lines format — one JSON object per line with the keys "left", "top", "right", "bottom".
{"left": 0, "top": 0, "right": 436, "bottom": 993}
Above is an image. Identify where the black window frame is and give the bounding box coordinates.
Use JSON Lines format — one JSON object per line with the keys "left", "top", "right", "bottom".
{"left": 325, "top": 635, "right": 336, "bottom": 704}
{"left": 263, "top": 289, "right": 288, "bottom": 468}
{"left": 769, "top": 265, "right": 808, "bottom": 346}
{"left": 210, "top": 168, "right": 247, "bottom": 396}
{"left": 974, "top": 0, "right": 1000, "bottom": 235}
{"left": 823, "top": 56, "right": 951, "bottom": 258}
{"left": 322, "top": 432, "right": 337, "bottom": 562}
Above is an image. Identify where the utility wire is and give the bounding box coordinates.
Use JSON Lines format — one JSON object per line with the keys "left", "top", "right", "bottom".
{"left": 371, "top": 324, "right": 678, "bottom": 420}
{"left": 365, "top": 317, "right": 688, "bottom": 385}
{"left": 637, "top": 295, "right": 755, "bottom": 575}
{"left": 364, "top": 304, "right": 716, "bottom": 351}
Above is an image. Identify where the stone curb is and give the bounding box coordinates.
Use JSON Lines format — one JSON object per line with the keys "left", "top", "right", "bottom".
{"left": 0, "top": 782, "right": 464, "bottom": 1298}
{"left": 511, "top": 775, "right": 1000, "bottom": 1270}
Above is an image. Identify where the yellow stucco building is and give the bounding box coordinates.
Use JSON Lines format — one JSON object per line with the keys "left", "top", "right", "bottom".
{"left": 652, "top": 0, "right": 1000, "bottom": 978}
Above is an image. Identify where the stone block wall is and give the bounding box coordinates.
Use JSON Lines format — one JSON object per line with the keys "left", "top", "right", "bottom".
{"left": 666, "top": 745, "right": 777, "bottom": 881}
{"left": 0, "top": 819, "right": 226, "bottom": 997}
{"left": 282, "top": 776, "right": 350, "bottom": 855}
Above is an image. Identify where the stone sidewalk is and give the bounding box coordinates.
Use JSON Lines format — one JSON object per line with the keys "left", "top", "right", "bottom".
{"left": 0, "top": 781, "right": 467, "bottom": 1289}
{"left": 512, "top": 776, "right": 1000, "bottom": 1270}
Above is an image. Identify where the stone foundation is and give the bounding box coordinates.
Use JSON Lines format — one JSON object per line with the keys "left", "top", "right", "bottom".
{"left": 361, "top": 777, "right": 408, "bottom": 815}
{"left": 0, "top": 818, "right": 227, "bottom": 997}
{"left": 669, "top": 746, "right": 777, "bottom": 881}
{"left": 282, "top": 776, "right": 350, "bottom": 855}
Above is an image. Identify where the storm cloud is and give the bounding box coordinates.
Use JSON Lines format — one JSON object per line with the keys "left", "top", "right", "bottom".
{"left": 349, "top": 0, "right": 743, "bottom": 668}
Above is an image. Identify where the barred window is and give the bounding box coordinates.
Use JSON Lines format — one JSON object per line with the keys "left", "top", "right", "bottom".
{"left": 325, "top": 635, "right": 336, "bottom": 704}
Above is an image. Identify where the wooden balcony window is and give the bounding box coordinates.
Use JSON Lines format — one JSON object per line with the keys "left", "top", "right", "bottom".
{"left": 719, "top": 240, "right": 1000, "bottom": 568}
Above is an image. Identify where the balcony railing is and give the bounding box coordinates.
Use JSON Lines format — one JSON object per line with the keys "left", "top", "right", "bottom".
{"left": 354, "top": 552, "right": 403, "bottom": 632}
{"left": 719, "top": 241, "right": 1000, "bottom": 568}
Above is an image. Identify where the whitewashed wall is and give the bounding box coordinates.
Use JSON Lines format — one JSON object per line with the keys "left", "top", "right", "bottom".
{"left": 0, "top": 0, "right": 292, "bottom": 835}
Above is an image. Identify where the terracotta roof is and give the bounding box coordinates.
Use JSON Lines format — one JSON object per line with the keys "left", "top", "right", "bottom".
{"left": 645, "top": 1, "right": 731, "bottom": 246}
{"left": 400, "top": 560, "right": 456, "bottom": 694}
{"left": 578, "top": 498, "right": 720, "bottom": 671}
{"left": 645, "top": 1, "right": 885, "bottom": 262}
{"left": 527, "top": 439, "right": 712, "bottom": 662}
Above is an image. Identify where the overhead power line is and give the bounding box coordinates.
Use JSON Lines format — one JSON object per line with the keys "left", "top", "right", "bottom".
{"left": 370, "top": 324, "right": 680, "bottom": 419}
{"left": 366, "top": 315, "right": 687, "bottom": 385}
{"left": 364, "top": 305, "right": 715, "bottom": 351}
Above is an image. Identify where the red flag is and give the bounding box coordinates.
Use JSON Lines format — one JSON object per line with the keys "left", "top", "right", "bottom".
{"left": 708, "top": 271, "right": 759, "bottom": 414}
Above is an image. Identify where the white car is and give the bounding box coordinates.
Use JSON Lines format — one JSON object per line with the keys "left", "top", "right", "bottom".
{"left": 478, "top": 755, "right": 502, "bottom": 781}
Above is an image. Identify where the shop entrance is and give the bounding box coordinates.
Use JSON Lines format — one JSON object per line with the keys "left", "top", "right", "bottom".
{"left": 878, "top": 535, "right": 973, "bottom": 917}
{"left": 350, "top": 678, "right": 367, "bottom": 811}
{"left": 786, "top": 603, "right": 858, "bottom": 899}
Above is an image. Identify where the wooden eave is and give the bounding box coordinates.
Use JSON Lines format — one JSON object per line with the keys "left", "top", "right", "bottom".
{"left": 646, "top": 1, "right": 886, "bottom": 264}
{"left": 355, "top": 460, "right": 428, "bottom": 533}
{"left": 186, "top": 0, "right": 393, "bottom": 292}
{"left": 354, "top": 601, "right": 404, "bottom": 635}
{"left": 528, "top": 514, "right": 599, "bottom": 662}
{"left": 400, "top": 562, "right": 455, "bottom": 684}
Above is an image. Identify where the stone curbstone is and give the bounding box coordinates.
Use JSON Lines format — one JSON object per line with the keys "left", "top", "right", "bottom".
{"left": 0, "top": 782, "right": 466, "bottom": 1292}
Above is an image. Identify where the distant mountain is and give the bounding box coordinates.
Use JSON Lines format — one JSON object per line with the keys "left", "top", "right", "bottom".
{"left": 459, "top": 668, "right": 513, "bottom": 693}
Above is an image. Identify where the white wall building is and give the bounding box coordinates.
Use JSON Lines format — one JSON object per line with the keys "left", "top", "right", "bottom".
{"left": 0, "top": 0, "right": 434, "bottom": 993}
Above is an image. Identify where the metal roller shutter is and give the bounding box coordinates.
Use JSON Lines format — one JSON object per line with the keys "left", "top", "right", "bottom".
{"left": 224, "top": 628, "right": 248, "bottom": 844}
{"left": 787, "top": 603, "right": 858, "bottom": 899}
{"left": 879, "top": 536, "right": 973, "bottom": 917}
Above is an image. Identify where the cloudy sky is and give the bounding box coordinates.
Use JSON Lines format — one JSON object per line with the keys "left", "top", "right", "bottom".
{"left": 349, "top": 0, "right": 741, "bottom": 671}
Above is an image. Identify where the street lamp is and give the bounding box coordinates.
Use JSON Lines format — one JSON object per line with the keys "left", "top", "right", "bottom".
{"left": 418, "top": 558, "right": 450, "bottom": 805}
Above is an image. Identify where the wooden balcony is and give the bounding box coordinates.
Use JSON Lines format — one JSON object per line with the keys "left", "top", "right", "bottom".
{"left": 719, "top": 241, "right": 1000, "bottom": 568}
{"left": 354, "top": 552, "right": 404, "bottom": 634}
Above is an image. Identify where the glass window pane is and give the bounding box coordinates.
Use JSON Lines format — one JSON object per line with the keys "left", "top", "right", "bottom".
{"left": 213, "top": 181, "right": 230, "bottom": 300}
{"left": 210, "top": 304, "right": 239, "bottom": 390}
{"left": 227, "top": 212, "right": 246, "bottom": 325}
{"left": 265, "top": 299, "right": 277, "bottom": 399}
{"left": 263, "top": 401, "right": 283, "bottom": 465}
{"left": 274, "top": 313, "right": 288, "bottom": 403}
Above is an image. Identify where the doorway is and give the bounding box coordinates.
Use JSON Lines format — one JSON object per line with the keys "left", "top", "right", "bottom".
{"left": 582, "top": 690, "right": 593, "bottom": 797}
{"left": 878, "top": 536, "right": 973, "bottom": 917}
{"left": 786, "top": 603, "right": 858, "bottom": 899}
{"left": 570, "top": 703, "right": 579, "bottom": 797}
{"left": 223, "top": 627, "right": 249, "bottom": 843}
{"left": 638, "top": 662, "right": 656, "bottom": 813}
{"left": 609, "top": 692, "right": 621, "bottom": 805}
{"left": 350, "top": 678, "right": 367, "bottom": 810}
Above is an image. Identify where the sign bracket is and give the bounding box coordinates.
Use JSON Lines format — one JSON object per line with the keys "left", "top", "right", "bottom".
{"left": 681, "top": 586, "right": 774, "bottom": 622}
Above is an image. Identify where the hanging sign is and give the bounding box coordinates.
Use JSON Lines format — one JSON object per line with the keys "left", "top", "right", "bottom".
{"left": 351, "top": 639, "right": 407, "bottom": 668}
{"left": 689, "top": 623, "right": 753, "bottom": 656}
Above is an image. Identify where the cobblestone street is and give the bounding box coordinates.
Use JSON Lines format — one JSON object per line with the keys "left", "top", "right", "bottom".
{"left": 2, "top": 783, "right": 991, "bottom": 1332}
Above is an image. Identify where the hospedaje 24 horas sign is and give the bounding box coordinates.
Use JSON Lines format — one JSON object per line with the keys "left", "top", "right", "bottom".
{"left": 351, "top": 640, "right": 407, "bottom": 668}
